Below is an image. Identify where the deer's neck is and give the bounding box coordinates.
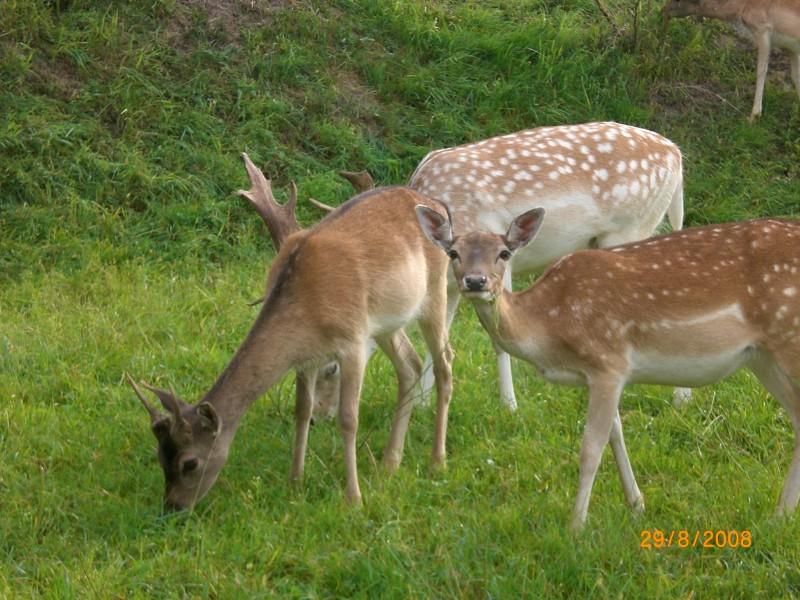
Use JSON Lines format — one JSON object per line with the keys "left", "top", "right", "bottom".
{"left": 472, "top": 290, "right": 544, "bottom": 361}
{"left": 200, "top": 307, "right": 300, "bottom": 441}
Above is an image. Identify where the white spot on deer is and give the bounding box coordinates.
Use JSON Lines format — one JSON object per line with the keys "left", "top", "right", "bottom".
{"left": 598, "top": 143, "right": 613, "bottom": 153}
{"left": 629, "top": 160, "right": 638, "bottom": 171}
{"left": 785, "top": 287, "right": 797, "bottom": 297}
{"left": 581, "top": 162, "right": 591, "bottom": 171}
{"left": 549, "top": 171, "right": 560, "bottom": 180}
{"left": 612, "top": 184, "right": 628, "bottom": 201}
{"left": 548, "top": 307, "right": 560, "bottom": 317}
{"left": 594, "top": 168, "right": 609, "bottom": 181}
{"left": 503, "top": 181, "right": 516, "bottom": 193}
{"left": 616, "top": 161, "right": 627, "bottom": 174}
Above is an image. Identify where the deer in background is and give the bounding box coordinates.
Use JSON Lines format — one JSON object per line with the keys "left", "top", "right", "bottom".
{"left": 417, "top": 205, "right": 800, "bottom": 530}
{"left": 315, "top": 122, "right": 687, "bottom": 410}
{"left": 664, "top": 0, "right": 800, "bottom": 120}
{"left": 127, "top": 156, "right": 452, "bottom": 510}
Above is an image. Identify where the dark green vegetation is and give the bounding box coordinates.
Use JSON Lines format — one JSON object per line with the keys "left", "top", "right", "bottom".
{"left": 3, "top": 0, "right": 800, "bottom": 597}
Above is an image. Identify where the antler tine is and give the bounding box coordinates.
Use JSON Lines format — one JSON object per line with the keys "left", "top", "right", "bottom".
{"left": 141, "top": 381, "right": 187, "bottom": 426}
{"left": 307, "top": 197, "right": 336, "bottom": 213}
{"left": 125, "top": 372, "right": 161, "bottom": 422}
{"left": 236, "top": 152, "right": 301, "bottom": 249}
{"left": 287, "top": 181, "right": 298, "bottom": 213}
{"left": 339, "top": 170, "right": 375, "bottom": 193}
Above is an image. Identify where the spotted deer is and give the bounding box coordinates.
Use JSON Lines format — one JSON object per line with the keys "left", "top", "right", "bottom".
{"left": 664, "top": 0, "right": 800, "bottom": 119}
{"left": 127, "top": 157, "right": 453, "bottom": 510}
{"left": 417, "top": 205, "right": 800, "bottom": 530}
{"left": 316, "top": 122, "right": 687, "bottom": 410}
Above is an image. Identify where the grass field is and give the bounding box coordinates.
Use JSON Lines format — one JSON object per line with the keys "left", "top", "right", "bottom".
{"left": 3, "top": 0, "right": 800, "bottom": 597}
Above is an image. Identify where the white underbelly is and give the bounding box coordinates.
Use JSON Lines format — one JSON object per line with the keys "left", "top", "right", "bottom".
{"left": 628, "top": 345, "right": 755, "bottom": 387}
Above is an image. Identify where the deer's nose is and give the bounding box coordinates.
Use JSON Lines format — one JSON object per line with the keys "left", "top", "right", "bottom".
{"left": 162, "top": 498, "right": 187, "bottom": 514}
{"left": 464, "top": 274, "right": 488, "bottom": 291}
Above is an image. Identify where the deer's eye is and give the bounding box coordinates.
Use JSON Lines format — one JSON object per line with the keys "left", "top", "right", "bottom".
{"left": 498, "top": 249, "right": 512, "bottom": 261}
{"left": 447, "top": 249, "right": 459, "bottom": 260}
{"left": 182, "top": 458, "right": 199, "bottom": 474}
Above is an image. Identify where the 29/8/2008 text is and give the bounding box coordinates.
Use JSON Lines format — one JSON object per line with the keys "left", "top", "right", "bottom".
{"left": 640, "top": 530, "right": 752, "bottom": 549}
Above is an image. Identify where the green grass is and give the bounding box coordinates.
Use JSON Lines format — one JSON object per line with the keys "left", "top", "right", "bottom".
{"left": 3, "top": 0, "right": 800, "bottom": 597}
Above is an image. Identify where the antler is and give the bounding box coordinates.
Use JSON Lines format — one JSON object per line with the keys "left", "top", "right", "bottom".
{"left": 307, "top": 169, "right": 376, "bottom": 213}
{"left": 237, "top": 153, "right": 301, "bottom": 249}
{"left": 141, "top": 381, "right": 189, "bottom": 430}
{"left": 339, "top": 170, "right": 375, "bottom": 193}
{"left": 126, "top": 373, "right": 162, "bottom": 422}
{"left": 307, "top": 197, "right": 336, "bottom": 213}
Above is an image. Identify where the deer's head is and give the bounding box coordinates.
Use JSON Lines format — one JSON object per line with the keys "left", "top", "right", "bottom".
{"left": 127, "top": 375, "right": 226, "bottom": 511}
{"left": 415, "top": 206, "right": 545, "bottom": 302}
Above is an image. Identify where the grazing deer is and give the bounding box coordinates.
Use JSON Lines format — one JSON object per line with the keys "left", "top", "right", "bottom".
{"left": 128, "top": 158, "right": 453, "bottom": 510}
{"left": 317, "top": 122, "right": 687, "bottom": 410}
{"left": 664, "top": 0, "right": 800, "bottom": 119}
{"left": 416, "top": 205, "right": 800, "bottom": 530}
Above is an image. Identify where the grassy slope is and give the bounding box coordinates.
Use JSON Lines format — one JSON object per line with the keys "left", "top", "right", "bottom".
{"left": 2, "top": 0, "right": 800, "bottom": 597}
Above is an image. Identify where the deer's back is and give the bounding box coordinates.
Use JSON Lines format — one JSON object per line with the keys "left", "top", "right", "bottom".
{"left": 410, "top": 122, "right": 682, "bottom": 273}
{"left": 267, "top": 187, "right": 448, "bottom": 340}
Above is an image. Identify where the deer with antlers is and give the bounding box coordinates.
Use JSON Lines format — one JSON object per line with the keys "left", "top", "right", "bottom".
{"left": 664, "top": 0, "right": 800, "bottom": 119}
{"left": 127, "top": 155, "right": 453, "bottom": 510}
{"left": 314, "top": 122, "right": 687, "bottom": 411}
{"left": 416, "top": 205, "right": 800, "bottom": 530}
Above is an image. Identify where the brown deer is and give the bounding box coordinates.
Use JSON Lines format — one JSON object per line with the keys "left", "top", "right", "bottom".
{"left": 315, "top": 122, "right": 687, "bottom": 410}
{"left": 416, "top": 205, "right": 800, "bottom": 530}
{"left": 664, "top": 0, "right": 800, "bottom": 119}
{"left": 127, "top": 158, "right": 453, "bottom": 510}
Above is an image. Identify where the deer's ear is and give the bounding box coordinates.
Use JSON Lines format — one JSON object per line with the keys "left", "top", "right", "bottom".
{"left": 197, "top": 402, "right": 222, "bottom": 437}
{"left": 415, "top": 205, "right": 453, "bottom": 251}
{"left": 504, "top": 208, "right": 545, "bottom": 251}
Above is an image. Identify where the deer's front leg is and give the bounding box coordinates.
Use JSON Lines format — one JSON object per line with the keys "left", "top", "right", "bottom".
{"left": 572, "top": 376, "right": 624, "bottom": 531}
{"left": 609, "top": 410, "right": 644, "bottom": 514}
{"left": 750, "top": 29, "right": 772, "bottom": 120}
{"left": 496, "top": 265, "right": 517, "bottom": 411}
{"left": 290, "top": 371, "right": 316, "bottom": 483}
{"left": 338, "top": 346, "right": 368, "bottom": 505}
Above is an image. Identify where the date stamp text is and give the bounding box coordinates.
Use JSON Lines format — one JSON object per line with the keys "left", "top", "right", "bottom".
{"left": 640, "top": 529, "right": 752, "bottom": 549}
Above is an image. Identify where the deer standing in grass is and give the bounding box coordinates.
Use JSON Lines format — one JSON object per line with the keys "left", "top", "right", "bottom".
{"left": 417, "top": 205, "right": 800, "bottom": 530}
{"left": 316, "top": 122, "right": 687, "bottom": 410}
{"left": 128, "top": 156, "right": 453, "bottom": 510}
{"left": 664, "top": 0, "right": 800, "bottom": 119}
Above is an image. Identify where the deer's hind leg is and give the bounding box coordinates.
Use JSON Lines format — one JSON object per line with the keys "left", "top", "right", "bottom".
{"left": 379, "top": 330, "right": 424, "bottom": 472}
{"left": 749, "top": 349, "right": 800, "bottom": 515}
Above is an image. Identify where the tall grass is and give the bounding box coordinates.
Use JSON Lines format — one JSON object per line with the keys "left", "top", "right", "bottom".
{"left": 2, "top": 0, "right": 800, "bottom": 596}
